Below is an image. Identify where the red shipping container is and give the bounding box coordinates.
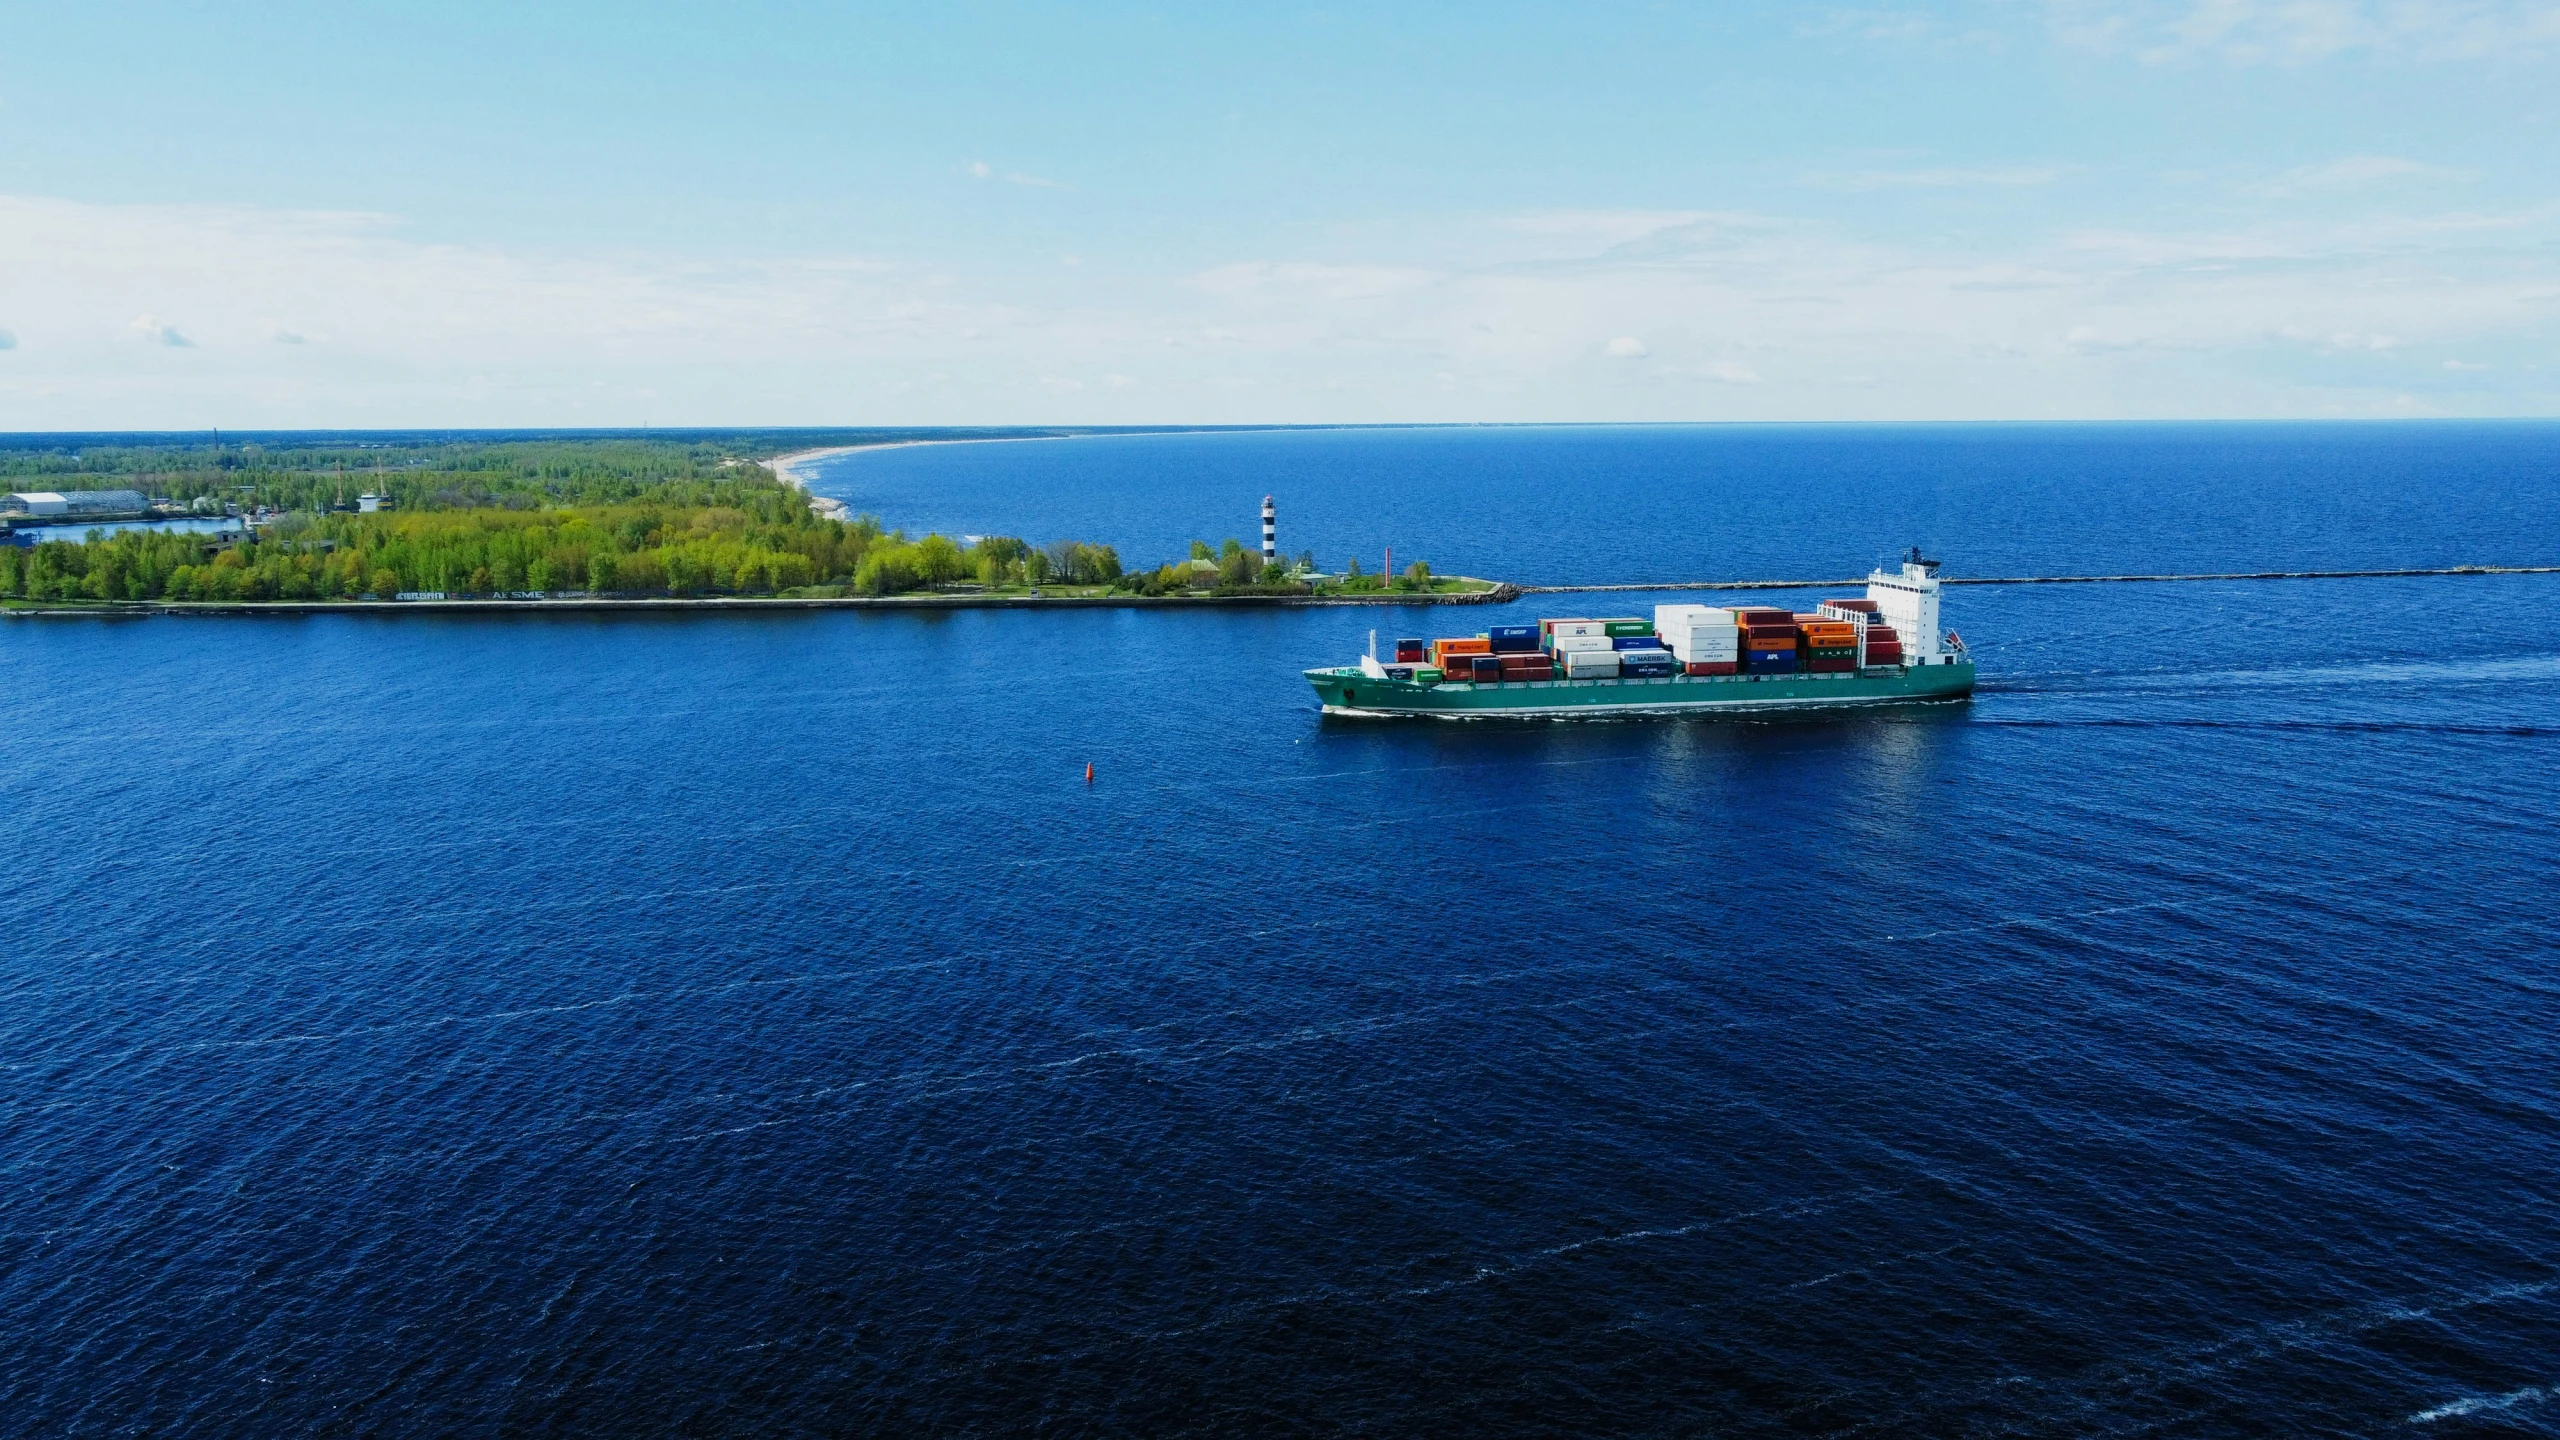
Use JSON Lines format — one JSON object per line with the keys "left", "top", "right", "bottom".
{"left": 1685, "top": 661, "right": 1738, "bottom": 676}
{"left": 1808, "top": 657, "right": 1858, "bottom": 673}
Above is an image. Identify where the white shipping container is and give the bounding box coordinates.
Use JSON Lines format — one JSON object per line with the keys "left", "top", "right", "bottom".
{"left": 1667, "top": 627, "right": 1740, "bottom": 658}
{"left": 1668, "top": 625, "right": 1740, "bottom": 648}
{"left": 1547, "top": 620, "right": 1607, "bottom": 639}
{"left": 1654, "top": 604, "right": 1733, "bottom": 633}
{"left": 1551, "top": 634, "right": 1615, "bottom": 654}
{"left": 1562, "top": 651, "right": 1621, "bottom": 677}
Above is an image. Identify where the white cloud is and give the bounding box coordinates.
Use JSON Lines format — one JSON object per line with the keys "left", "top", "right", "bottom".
{"left": 966, "top": 158, "right": 1066, "bottom": 189}
{"left": 1800, "top": 8, "right": 1939, "bottom": 42}
{"left": 2, "top": 190, "right": 2556, "bottom": 426}
{"left": 2247, "top": 155, "right": 2448, "bottom": 196}
{"left": 2285, "top": 328, "right": 2403, "bottom": 352}
{"left": 130, "top": 313, "right": 193, "bottom": 346}
{"left": 2048, "top": 0, "right": 2560, "bottom": 64}
{"left": 2443, "top": 358, "right": 2491, "bottom": 370}
{"left": 1605, "top": 336, "right": 1648, "bottom": 358}
{"left": 1499, "top": 210, "right": 1713, "bottom": 247}
{"left": 1185, "top": 261, "right": 1442, "bottom": 303}
{"left": 264, "top": 320, "right": 308, "bottom": 344}
{"left": 2063, "top": 325, "right": 2143, "bottom": 353}
{"left": 1798, "top": 165, "right": 2068, "bottom": 191}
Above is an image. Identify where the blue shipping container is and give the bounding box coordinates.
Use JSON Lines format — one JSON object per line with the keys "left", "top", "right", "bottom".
{"left": 1489, "top": 625, "right": 1538, "bottom": 641}
{"left": 1610, "top": 635, "right": 1663, "bottom": 650}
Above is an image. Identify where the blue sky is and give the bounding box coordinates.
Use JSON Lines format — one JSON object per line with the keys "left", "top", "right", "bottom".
{"left": 2, "top": 1, "right": 2555, "bottom": 426}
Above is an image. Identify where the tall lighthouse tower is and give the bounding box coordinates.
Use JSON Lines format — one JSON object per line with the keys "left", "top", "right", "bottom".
{"left": 1261, "top": 495, "right": 1277, "bottom": 565}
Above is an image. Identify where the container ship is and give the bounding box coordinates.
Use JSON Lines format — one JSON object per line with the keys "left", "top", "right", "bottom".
{"left": 1306, "top": 552, "right": 1974, "bottom": 718}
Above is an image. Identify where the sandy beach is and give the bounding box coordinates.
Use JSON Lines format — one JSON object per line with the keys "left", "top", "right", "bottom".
{"left": 764, "top": 446, "right": 867, "bottom": 521}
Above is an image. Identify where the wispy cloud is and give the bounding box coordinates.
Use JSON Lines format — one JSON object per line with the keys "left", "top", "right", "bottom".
{"left": 2048, "top": 0, "right": 2560, "bottom": 64}
{"left": 129, "top": 313, "right": 192, "bottom": 346}
{"left": 263, "top": 320, "right": 308, "bottom": 344}
{"left": 2245, "top": 154, "right": 2454, "bottom": 195}
{"left": 0, "top": 328, "right": 15, "bottom": 351}
{"left": 1799, "top": 165, "right": 2067, "bottom": 191}
{"left": 1799, "top": 8, "right": 1938, "bottom": 42}
{"left": 1185, "top": 261, "right": 1442, "bottom": 303}
{"left": 968, "top": 159, "right": 1070, "bottom": 189}
{"left": 4, "top": 190, "right": 2556, "bottom": 425}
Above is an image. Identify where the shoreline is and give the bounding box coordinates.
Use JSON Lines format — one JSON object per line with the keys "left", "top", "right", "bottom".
{"left": 763, "top": 430, "right": 1196, "bottom": 524}
{"left": 763, "top": 445, "right": 867, "bottom": 522}
{"left": 3, "top": 585, "right": 1516, "bottom": 619}
{"left": 764, "top": 438, "right": 1075, "bottom": 522}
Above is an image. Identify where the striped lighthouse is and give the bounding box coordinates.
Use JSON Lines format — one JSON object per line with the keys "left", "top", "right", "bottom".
{"left": 1261, "top": 495, "right": 1277, "bottom": 564}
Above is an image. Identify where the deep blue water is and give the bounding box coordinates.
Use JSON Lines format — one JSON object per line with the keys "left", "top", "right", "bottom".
{"left": 4, "top": 422, "right": 2558, "bottom": 1437}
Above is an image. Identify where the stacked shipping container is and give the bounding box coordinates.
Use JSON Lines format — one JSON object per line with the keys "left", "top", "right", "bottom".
{"left": 1408, "top": 600, "right": 1916, "bottom": 690}
{"left": 1814, "top": 598, "right": 1904, "bottom": 666}
{"left": 1798, "top": 613, "right": 1860, "bottom": 673}
{"left": 1655, "top": 604, "right": 1740, "bottom": 675}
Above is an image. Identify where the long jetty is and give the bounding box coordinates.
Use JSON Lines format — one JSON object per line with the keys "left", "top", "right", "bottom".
{"left": 1516, "top": 565, "right": 2559, "bottom": 594}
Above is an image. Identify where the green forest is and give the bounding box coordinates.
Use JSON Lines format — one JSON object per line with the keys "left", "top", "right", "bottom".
{"left": 0, "top": 431, "right": 1466, "bottom": 605}
{"left": 0, "top": 503, "right": 1128, "bottom": 603}
{"left": 0, "top": 430, "right": 1076, "bottom": 514}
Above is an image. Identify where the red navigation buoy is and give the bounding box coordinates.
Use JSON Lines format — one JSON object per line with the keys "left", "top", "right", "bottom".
{"left": 1085, "top": 761, "right": 1094, "bottom": 784}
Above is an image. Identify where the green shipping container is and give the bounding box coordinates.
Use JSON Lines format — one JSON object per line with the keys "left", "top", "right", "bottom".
{"left": 1416, "top": 668, "right": 1444, "bottom": 683}
{"left": 1602, "top": 620, "right": 1653, "bottom": 637}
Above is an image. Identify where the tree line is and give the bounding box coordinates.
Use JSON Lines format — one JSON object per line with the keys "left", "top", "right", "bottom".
{"left": 0, "top": 506, "right": 1124, "bottom": 603}
{"left": 0, "top": 434, "right": 1457, "bottom": 604}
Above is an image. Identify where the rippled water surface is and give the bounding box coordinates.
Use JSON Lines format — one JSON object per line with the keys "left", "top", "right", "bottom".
{"left": 4, "top": 423, "right": 2558, "bottom": 1436}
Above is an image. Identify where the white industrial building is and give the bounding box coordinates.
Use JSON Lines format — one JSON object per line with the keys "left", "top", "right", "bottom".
{"left": 3, "top": 489, "right": 153, "bottom": 518}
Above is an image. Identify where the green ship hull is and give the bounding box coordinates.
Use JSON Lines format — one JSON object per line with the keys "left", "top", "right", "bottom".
{"left": 1305, "top": 660, "right": 1976, "bottom": 718}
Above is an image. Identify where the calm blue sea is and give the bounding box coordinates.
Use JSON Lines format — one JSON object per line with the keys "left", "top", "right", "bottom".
{"left": 4, "top": 422, "right": 2557, "bottom": 1437}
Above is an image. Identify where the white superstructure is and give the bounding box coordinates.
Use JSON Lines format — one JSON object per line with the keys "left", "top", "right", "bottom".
{"left": 1866, "top": 549, "right": 1946, "bottom": 662}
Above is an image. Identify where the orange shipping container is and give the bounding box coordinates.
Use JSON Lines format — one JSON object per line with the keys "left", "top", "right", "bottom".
{"left": 1436, "top": 637, "right": 1492, "bottom": 657}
